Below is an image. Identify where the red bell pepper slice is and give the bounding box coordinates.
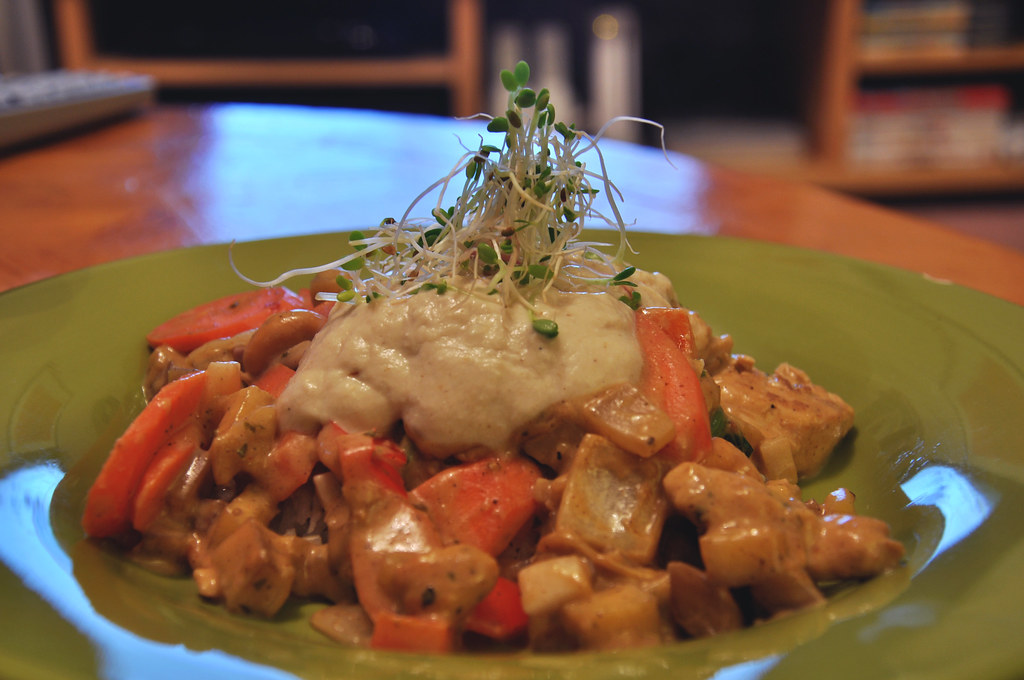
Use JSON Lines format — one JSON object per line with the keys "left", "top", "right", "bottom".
{"left": 640, "top": 306, "right": 698, "bottom": 358}
{"left": 465, "top": 576, "right": 529, "bottom": 641}
{"left": 317, "top": 423, "right": 407, "bottom": 497}
{"left": 319, "top": 423, "right": 444, "bottom": 622}
{"left": 635, "top": 308, "right": 712, "bottom": 464}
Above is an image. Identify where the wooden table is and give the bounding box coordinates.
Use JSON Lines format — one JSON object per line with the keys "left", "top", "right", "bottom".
{"left": 2, "top": 103, "right": 1022, "bottom": 306}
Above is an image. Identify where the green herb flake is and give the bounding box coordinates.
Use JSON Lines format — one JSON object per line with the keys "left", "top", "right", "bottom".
{"left": 618, "top": 290, "right": 642, "bottom": 310}
{"left": 532, "top": 318, "right": 559, "bottom": 338}
{"left": 710, "top": 407, "right": 728, "bottom": 438}
{"left": 513, "top": 60, "right": 530, "bottom": 85}
{"left": 341, "top": 256, "right": 365, "bottom": 272}
{"left": 477, "top": 243, "right": 499, "bottom": 265}
{"left": 528, "top": 264, "right": 552, "bottom": 280}
{"left": 348, "top": 230, "right": 368, "bottom": 251}
{"left": 515, "top": 88, "right": 537, "bottom": 108}
{"left": 613, "top": 266, "right": 636, "bottom": 282}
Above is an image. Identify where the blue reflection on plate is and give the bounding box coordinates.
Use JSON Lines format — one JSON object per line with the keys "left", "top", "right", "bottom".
{"left": 0, "top": 463, "right": 296, "bottom": 680}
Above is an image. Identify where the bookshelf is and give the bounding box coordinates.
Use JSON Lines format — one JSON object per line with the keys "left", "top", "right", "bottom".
{"left": 674, "top": 0, "right": 1024, "bottom": 196}
{"left": 50, "top": 0, "right": 1024, "bottom": 196}
{"left": 50, "top": 0, "right": 484, "bottom": 117}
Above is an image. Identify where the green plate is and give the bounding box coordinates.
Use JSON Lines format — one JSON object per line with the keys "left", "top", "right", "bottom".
{"left": 2, "top": 232, "right": 1023, "bottom": 680}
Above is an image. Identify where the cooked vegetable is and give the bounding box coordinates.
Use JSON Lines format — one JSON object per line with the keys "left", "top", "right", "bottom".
{"left": 252, "top": 362, "right": 295, "bottom": 399}
{"left": 242, "top": 308, "right": 326, "bottom": 377}
{"left": 370, "top": 611, "right": 456, "bottom": 653}
{"left": 256, "top": 431, "right": 319, "bottom": 502}
{"left": 145, "top": 287, "right": 306, "bottom": 353}
{"left": 465, "top": 577, "right": 529, "bottom": 641}
{"left": 562, "top": 584, "right": 662, "bottom": 650}
{"left": 517, "top": 555, "right": 594, "bottom": 617}
{"left": 666, "top": 561, "right": 743, "bottom": 638}
{"left": 131, "top": 422, "right": 200, "bottom": 532}
{"left": 409, "top": 457, "right": 540, "bottom": 557}
{"left": 662, "top": 461, "right": 904, "bottom": 616}
{"left": 554, "top": 434, "right": 668, "bottom": 565}
{"left": 206, "top": 517, "right": 295, "bottom": 617}
{"left": 207, "top": 385, "right": 277, "bottom": 486}
{"left": 82, "top": 369, "right": 207, "bottom": 537}
{"left": 634, "top": 308, "right": 713, "bottom": 464}
{"left": 575, "top": 382, "right": 676, "bottom": 458}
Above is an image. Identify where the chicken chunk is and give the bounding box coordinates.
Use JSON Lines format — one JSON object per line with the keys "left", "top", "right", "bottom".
{"left": 201, "top": 518, "right": 295, "bottom": 617}
{"left": 662, "top": 461, "right": 904, "bottom": 617}
{"left": 714, "top": 357, "right": 854, "bottom": 481}
{"left": 685, "top": 309, "right": 734, "bottom": 376}
{"left": 805, "top": 514, "right": 907, "bottom": 582}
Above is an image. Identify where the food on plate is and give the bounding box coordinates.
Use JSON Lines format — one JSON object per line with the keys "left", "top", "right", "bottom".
{"left": 81, "top": 62, "right": 904, "bottom": 653}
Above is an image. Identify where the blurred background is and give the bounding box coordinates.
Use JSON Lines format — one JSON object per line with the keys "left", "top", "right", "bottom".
{"left": 3, "top": 0, "right": 1022, "bottom": 250}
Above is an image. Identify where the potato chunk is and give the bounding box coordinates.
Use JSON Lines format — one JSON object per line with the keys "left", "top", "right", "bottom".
{"left": 555, "top": 434, "right": 669, "bottom": 564}
{"left": 561, "top": 584, "right": 662, "bottom": 650}
{"left": 517, "top": 555, "right": 593, "bottom": 616}
{"left": 576, "top": 383, "right": 676, "bottom": 458}
{"left": 208, "top": 385, "right": 277, "bottom": 485}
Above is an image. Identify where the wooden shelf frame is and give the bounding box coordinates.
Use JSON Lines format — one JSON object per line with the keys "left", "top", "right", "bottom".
{"left": 742, "top": 0, "right": 1024, "bottom": 195}
{"left": 772, "top": 158, "right": 1024, "bottom": 196}
{"left": 50, "top": 0, "right": 484, "bottom": 117}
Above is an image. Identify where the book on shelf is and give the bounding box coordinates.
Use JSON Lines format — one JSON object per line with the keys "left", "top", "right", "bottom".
{"left": 860, "top": 0, "right": 1019, "bottom": 53}
{"left": 850, "top": 83, "right": 1014, "bottom": 167}
{"left": 861, "top": 0, "right": 971, "bottom": 52}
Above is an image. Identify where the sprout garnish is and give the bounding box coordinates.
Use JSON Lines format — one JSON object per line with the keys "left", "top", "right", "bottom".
{"left": 232, "top": 61, "right": 670, "bottom": 337}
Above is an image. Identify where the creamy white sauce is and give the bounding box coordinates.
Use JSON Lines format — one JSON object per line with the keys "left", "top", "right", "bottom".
{"left": 278, "top": 274, "right": 675, "bottom": 455}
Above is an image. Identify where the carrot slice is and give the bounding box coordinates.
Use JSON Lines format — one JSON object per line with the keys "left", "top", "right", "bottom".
{"left": 370, "top": 612, "right": 456, "bottom": 653}
{"left": 253, "top": 363, "right": 295, "bottom": 399}
{"left": 145, "top": 287, "right": 306, "bottom": 353}
{"left": 409, "top": 457, "right": 540, "bottom": 557}
{"left": 131, "top": 423, "right": 200, "bottom": 532}
{"left": 82, "top": 370, "right": 208, "bottom": 538}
